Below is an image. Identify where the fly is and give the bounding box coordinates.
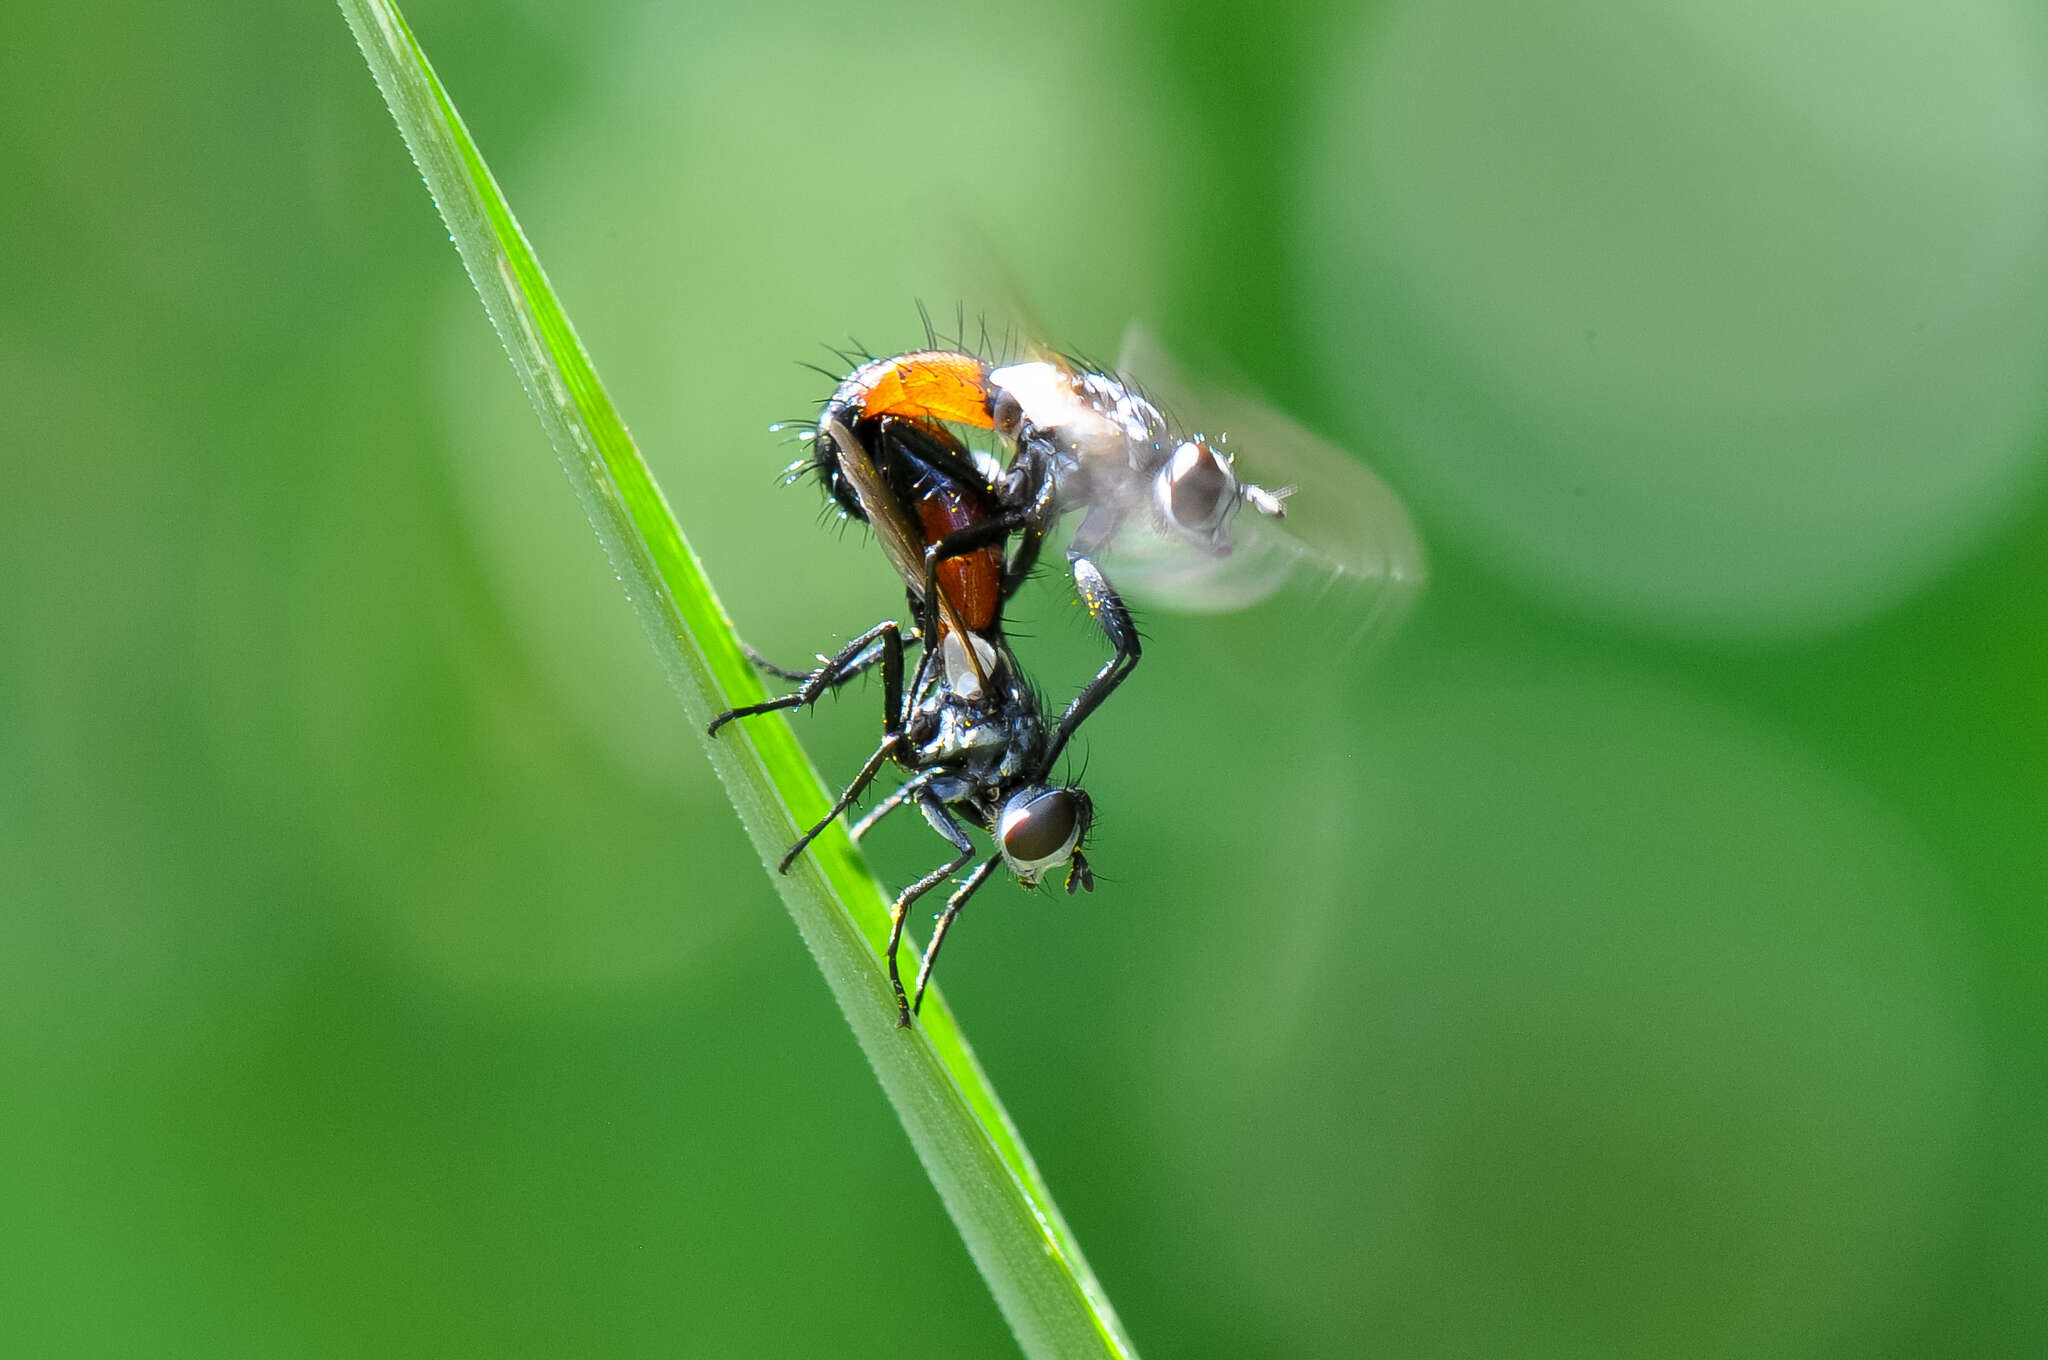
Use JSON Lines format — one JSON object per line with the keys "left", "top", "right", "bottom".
{"left": 708, "top": 411, "right": 1107, "bottom": 1028}
{"left": 819, "top": 321, "right": 1425, "bottom": 704}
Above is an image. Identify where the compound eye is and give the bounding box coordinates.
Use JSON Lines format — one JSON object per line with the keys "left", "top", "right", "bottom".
{"left": 998, "top": 788, "right": 1087, "bottom": 883}
{"left": 1161, "top": 440, "right": 1236, "bottom": 536}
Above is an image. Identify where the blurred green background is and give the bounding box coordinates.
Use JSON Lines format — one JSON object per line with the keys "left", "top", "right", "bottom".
{"left": 6, "top": 0, "right": 2046, "bottom": 1355}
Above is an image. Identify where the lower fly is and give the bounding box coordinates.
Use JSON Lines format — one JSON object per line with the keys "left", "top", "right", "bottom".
{"left": 709, "top": 410, "right": 1107, "bottom": 1027}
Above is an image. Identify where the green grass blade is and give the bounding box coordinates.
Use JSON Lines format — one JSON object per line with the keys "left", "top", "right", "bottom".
{"left": 336, "top": 2, "right": 1138, "bottom": 1355}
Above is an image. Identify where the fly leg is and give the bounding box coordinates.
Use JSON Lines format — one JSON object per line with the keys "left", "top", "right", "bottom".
{"left": 920, "top": 512, "right": 1030, "bottom": 616}
{"left": 910, "top": 854, "right": 1004, "bottom": 1018}
{"left": 776, "top": 730, "right": 905, "bottom": 874}
{"left": 994, "top": 445, "right": 1062, "bottom": 596}
{"left": 739, "top": 642, "right": 826, "bottom": 683}
{"left": 883, "top": 792, "right": 978, "bottom": 1027}
{"left": 1040, "top": 555, "right": 1141, "bottom": 772}
{"left": 918, "top": 446, "right": 1063, "bottom": 607}
{"left": 707, "top": 620, "right": 904, "bottom": 736}
{"left": 738, "top": 629, "right": 922, "bottom": 684}
{"left": 707, "top": 621, "right": 914, "bottom": 874}
{"left": 849, "top": 769, "right": 935, "bottom": 843}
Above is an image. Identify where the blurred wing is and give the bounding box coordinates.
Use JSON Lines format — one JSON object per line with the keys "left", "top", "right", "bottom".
{"left": 1106, "top": 323, "right": 1427, "bottom": 646}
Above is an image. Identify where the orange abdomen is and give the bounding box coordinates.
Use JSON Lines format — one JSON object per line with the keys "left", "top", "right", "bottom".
{"left": 856, "top": 351, "right": 997, "bottom": 430}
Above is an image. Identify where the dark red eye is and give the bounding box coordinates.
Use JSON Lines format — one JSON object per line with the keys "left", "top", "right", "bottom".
{"left": 998, "top": 788, "right": 1087, "bottom": 881}
{"left": 1164, "top": 440, "right": 1234, "bottom": 534}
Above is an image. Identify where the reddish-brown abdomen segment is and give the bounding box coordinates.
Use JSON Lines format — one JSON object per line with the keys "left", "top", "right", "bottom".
{"left": 913, "top": 484, "right": 1003, "bottom": 632}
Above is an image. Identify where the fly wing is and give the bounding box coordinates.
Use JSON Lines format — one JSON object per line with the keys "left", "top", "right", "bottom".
{"left": 821, "top": 415, "right": 985, "bottom": 682}
{"left": 1104, "top": 323, "right": 1428, "bottom": 648}
{"left": 820, "top": 415, "right": 929, "bottom": 597}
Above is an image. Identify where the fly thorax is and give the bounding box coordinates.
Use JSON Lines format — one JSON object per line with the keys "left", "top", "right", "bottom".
{"left": 1108, "top": 388, "right": 1173, "bottom": 474}
{"left": 994, "top": 704, "right": 1046, "bottom": 784}
{"left": 991, "top": 362, "right": 1123, "bottom": 463}
{"left": 926, "top": 694, "right": 1012, "bottom": 767}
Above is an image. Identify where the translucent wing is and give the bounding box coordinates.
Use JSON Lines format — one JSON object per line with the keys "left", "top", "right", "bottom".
{"left": 1102, "top": 323, "right": 1427, "bottom": 646}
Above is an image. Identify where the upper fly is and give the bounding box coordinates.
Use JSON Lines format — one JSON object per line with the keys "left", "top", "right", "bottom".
{"left": 818, "top": 322, "right": 1425, "bottom": 633}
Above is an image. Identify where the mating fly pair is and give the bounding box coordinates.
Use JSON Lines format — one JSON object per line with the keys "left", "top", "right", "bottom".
{"left": 711, "top": 324, "right": 1426, "bottom": 1027}
{"left": 708, "top": 389, "right": 1112, "bottom": 1029}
